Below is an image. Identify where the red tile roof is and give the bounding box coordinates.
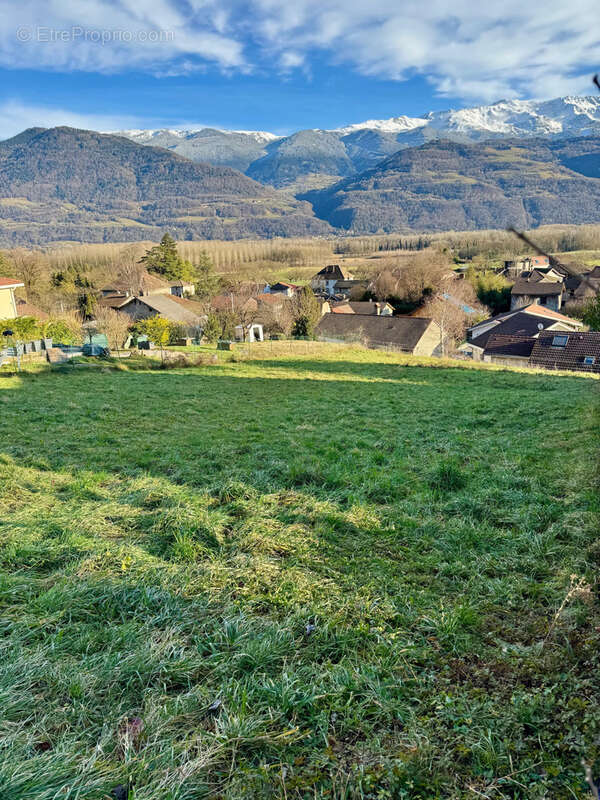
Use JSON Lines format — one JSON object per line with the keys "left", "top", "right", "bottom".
{"left": 520, "top": 304, "right": 583, "bottom": 324}
{"left": 15, "top": 298, "right": 49, "bottom": 320}
{"left": 0, "top": 277, "right": 24, "bottom": 289}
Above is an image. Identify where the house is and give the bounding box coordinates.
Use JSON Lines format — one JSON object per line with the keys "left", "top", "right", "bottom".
{"left": 333, "top": 280, "right": 369, "bottom": 299}
{"left": 0, "top": 278, "right": 24, "bottom": 320}
{"left": 529, "top": 331, "right": 600, "bottom": 373}
{"left": 234, "top": 323, "right": 264, "bottom": 343}
{"left": 169, "top": 280, "right": 196, "bottom": 297}
{"left": 316, "top": 313, "right": 443, "bottom": 355}
{"left": 503, "top": 255, "right": 550, "bottom": 277}
{"left": 100, "top": 293, "right": 205, "bottom": 329}
{"left": 264, "top": 282, "right": 300, "bottom": 297}
{"left": 510, "top": 270, "right": 565, "bottom": 311}
{"left": 317, "top": 299, "right": 331, "bottom": 316}
{"left": 563, "top": 266, "right": 600, "bottom": 306}
{"left": 459, "top": 304, "right": 583, "bottom": 361}
{"left": 481, "top": 334, "right": 537, "bottom": 366}
{"left": 101, "top": 271, "right": 195, "bottom": 300}
{"left": 311, "top": 265, "right": 354, "bottom": 296}
{"left": 331, "top": 300, "right": 393, "bottom": 316}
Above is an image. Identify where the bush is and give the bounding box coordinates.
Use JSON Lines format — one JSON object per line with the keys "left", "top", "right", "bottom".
{"left": 0, "top": 316, "right": 42, "bottom": 341}
{"left": 167, "top": 323, "right": 188, "bottom": 345}
{"left": 133, "top": 317, "right": 173, "bottom": 348}
{"left": 42, "top": 317, "right": 81, "bottom": 345}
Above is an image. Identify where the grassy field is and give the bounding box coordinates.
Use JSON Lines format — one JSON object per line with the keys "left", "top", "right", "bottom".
{"left": 0, "top": 348, "right": 599, "bottom": 799}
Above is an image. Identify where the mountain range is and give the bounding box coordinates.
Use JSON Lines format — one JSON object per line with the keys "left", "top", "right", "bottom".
{"left": 2, "top": 96, "right": 600, "bottom": 246}
{"left": 117, "top": 96, "right": 600, "bottom": 190}
{"left": 0, "top": 126, "right": 330, "bottom": 246}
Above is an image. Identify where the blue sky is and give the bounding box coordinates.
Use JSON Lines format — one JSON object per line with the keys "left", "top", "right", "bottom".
{"left": 0, "top": 0, "right": 598, "bottom": 138}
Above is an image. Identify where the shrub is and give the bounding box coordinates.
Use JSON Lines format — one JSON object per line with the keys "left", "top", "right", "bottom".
{"left": 0, "top": 316, "right": 42, "bottom": 341}
{"left": 42, "top": 316, "right": 81, "bottom": 345}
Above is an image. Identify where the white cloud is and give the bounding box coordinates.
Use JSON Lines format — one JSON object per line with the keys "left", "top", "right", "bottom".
{"left": 0, "top": 0, "right": 245, "bottom": 73}
{"left": 0, "top": 0, "right": 598, "bottom": 102}
{"left": 244, "top": 0, "right": 599, "bottom": 101}
{"left": 0, "top": 100, "right": 141, "bottom": 139}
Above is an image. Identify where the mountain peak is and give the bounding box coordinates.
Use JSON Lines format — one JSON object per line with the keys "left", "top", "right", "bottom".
{"left": 100, "top": 95, "right": 600, "bottom": 192}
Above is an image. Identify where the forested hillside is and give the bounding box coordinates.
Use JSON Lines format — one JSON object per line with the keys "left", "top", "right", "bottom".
{"left": 304, "top": 137, "right": 600, "bottom": 233}
{"left": 0, "top": 127, "right": 331, "bottom": 246}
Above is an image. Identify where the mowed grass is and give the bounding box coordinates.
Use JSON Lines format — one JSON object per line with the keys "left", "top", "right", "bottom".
{"left": 0, "top": 349, "right": 598, "bottom": 799}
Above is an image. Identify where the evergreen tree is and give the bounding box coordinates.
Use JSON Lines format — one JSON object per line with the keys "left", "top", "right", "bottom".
{"left": 202, "top": 312, "right": 222, "bottom": 343}
{"left": 291, "top": 287, "right": 320, "bottom": 339}
{"left": 78, "top": 290, "right": 97, "bottom": 320}
{"left": 194, "top": 252, "right": 220, "bottom": 300}
{"left": 141, "top": 234, "right": 197, "bottom": 282}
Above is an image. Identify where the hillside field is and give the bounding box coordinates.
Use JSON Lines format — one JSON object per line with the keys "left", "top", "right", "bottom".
{"left": 0, "top": 348, "right": 599, "bottom": 798}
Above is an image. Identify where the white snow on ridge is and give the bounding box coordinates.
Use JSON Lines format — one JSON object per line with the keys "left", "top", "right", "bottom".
{"left": 336, "top": 96, "right": 600, "bottom": 139}
{"left": 113, "top": 96, "right": 600, "bottom": 149}
{"left": 334, "top": 115, "right": 428, "bottom": 135}
{"left": 114, "top": 128, "right": 281, "bottom": 143}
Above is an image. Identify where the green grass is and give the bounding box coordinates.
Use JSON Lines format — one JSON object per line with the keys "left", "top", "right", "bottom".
{"left": 0, "top": 348, "right": 598, "bottom": 799}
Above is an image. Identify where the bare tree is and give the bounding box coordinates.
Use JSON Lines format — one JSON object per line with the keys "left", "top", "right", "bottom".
{"left": 115, "top": 244, "right": 148, "bottom": 295}
{"left": 394, "top": 250, "right": 451, "bottom": 305}
{"left": 94, "top": 307, "right": 132, "bottom": 357}
{"left": 222, "top": 286, "right": 259, "bottom": 340}
{"left": 371, "top": 269, "right": 398, "bottom": 301}
{"left": 9, "top": 248, "right": 46, "bottom": 303}
{"left": 257, "top": 298, "right": 294, "bottom": 337}
{"left": 370, "top": 250, "right": 451, "bottom": 306}
{"left": 424, "top": 275, "right": 483, "bottom": 356}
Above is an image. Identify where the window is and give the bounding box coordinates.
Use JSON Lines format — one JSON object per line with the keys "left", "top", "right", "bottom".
{"left": 583, "top": 356, "right": 596, "bottom": 365}
{"left": 551, "top": 335, "right": 569, "bottom": 347}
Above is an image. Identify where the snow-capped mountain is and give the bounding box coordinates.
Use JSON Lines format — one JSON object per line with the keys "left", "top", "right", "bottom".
{"left": 117, "top": 128, "right": 280, "bottom": 144}
{"left": 114, "top": 96, "right": 600, "bottom": 190}
{"left": 421, "top": 96, "right": 600, "bottom": 140}
{"left": 334, "top": 115, "right": 428, "bottom": 135}
{"left": 113, "top": 127, "right": 282, "bottom": 173}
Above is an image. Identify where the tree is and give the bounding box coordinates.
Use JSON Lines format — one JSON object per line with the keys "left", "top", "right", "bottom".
{"left": 371, "top": 270, "right": 399, "bottom": 302}
{"left": 470, "top": 270, "right": 512, "bottom": 314}
{"left": 134, "top": 317, "right": 172, "bottom": 361}
{"left": 77, "top": 290, "right": 98, "bottom": 320}
{"left": 116, "top": 244, "right": 147, "bottom": 295}
{"left": 582, "top": 295, "right": 600, "bottom": 331}
{"left": 218, "top": 286, "right": 258, "bottom": 340}
{"left": 258, "top": 299, "right": 294, "bottom": 338}
{"left": 213, "top": 310, "right": 237, "bottom": 341}
{"left": 140, "top": 234, "right": 197, "bottom": 282}
{"left": 424, "top": 276, "right": 483, "bottom": 356}
{"left": 290, "top": 287, "right": 320, "bottom": 338}
{"left": 194, "top": 252, "right": 220, "bottom": 300}
{"left": 393, "top": 250, "right": 450, "bottom": 308}
{"left": 8, "top": 249, "right": 46, "bottom": 302}
{"left": 202, "top": 312, "right": 222, "bottom": 343}
{"left": 94, "top": 307, "right": 132, "bottom": 357}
